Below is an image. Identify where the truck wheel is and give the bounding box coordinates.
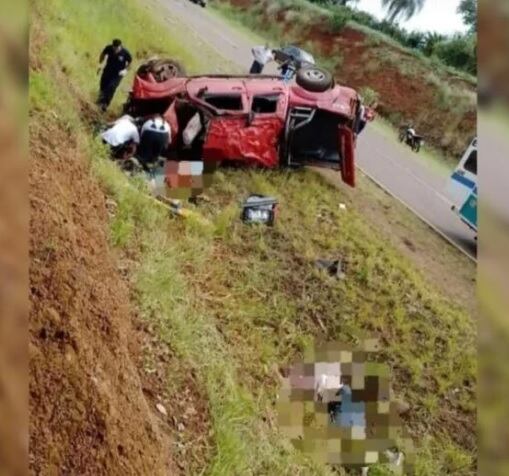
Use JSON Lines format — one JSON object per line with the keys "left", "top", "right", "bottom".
{"left": 296, "top": 66, "right": 333, "bottom": 92}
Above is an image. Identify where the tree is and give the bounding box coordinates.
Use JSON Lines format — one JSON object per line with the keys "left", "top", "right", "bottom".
{"left": 457, "top": 0, "right": 477, "bottom": 32}
{"left": 381, "top": 0, "right": 425, "bottom": 22}
{"left": 422, "top": 32, "right": 446, "bottom": 56}
{"left": 433, "top": 33, "right": 477, "bottom": 74}
{"left": 405, "top": 30, "right": 426, "bottom": 49}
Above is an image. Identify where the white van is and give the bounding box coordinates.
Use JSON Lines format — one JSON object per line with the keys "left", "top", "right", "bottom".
{"left": 447, "top": 138, "right": 477, "bottom": 232}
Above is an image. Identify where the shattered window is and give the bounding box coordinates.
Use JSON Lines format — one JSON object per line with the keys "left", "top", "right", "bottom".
{"left": 203, "top": 94, "right": 243, "bottom": 111}
{"left": 251, "top": 95, "right": 280, "bottom": 114}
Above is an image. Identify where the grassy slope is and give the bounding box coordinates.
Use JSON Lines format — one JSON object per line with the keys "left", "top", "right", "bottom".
{"left": 31, "top": 0, "right": 476, "bottom": 474}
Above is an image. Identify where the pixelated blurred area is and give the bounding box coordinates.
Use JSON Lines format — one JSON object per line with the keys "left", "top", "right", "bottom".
{"left": 478, "top": 0, "right": 509, "bottom": 109}
{"left": 478, "top": 2, "right": 509, "bottom": 476}
{"left": 278, "top": 340, "right": 414, "bottom": 474}
{"left": 164, "top": 159, "right": 216, "bottom": 199}
{"left": 0, "top": 0, "right": 28, "bottom": 475}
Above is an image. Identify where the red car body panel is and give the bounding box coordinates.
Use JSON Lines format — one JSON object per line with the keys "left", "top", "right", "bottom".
{"left": 129, "top": 73, "right": 360, "bottom": 187}
{"left": 202, "top": 116, "right": 283, "bottom": 168}
{"left": 339, "top": 125, "right": 355, "bottom": 187}
{"left": 132, "top": 75, "right": 357, "bottom": 118}
{"left": 288, "top": 84, "right": 358, "bottom": 117}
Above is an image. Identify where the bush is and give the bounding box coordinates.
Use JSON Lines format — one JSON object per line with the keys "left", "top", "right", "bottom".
{"left": 359, "top": 86, "right": 379, "bottom": 105}
{"left": 303, "top": 0, "right": 477, "bottom": 76}
{"left": 329, "top": 7, "right": 351, "bottom": 32}
{"left": 433, "top": 34, "right": 477, "bottom": 75}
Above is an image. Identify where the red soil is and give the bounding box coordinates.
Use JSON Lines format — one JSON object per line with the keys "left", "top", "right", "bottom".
{"left": 29, "top": 119, "right": 175, "bottom": 475}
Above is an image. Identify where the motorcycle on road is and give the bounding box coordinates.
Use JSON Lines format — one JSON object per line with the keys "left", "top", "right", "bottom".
{"left": 399, "top": 127, "right": 424, "bottom": 153}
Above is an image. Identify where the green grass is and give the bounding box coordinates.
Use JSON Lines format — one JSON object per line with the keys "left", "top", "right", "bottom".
{"left": 32, "top": 0, "right": 476, "bottom": 474}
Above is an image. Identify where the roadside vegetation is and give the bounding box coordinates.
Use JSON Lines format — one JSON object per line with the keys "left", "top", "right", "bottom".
{"left": 308, "top": 0, "right": 477, "bottom": 76}
{"left": 213, "top": 0, "right": 476, "bottom": 161}
{"left": 31, "top": 0, "right": 476, "bottom": 474}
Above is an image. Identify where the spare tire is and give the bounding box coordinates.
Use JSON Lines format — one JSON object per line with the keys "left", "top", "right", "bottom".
{"left": 136, "top": 58, "right": 186, "bottom": 82}
{"left": 296, "top": 66, "right": 333, "bottom": 92}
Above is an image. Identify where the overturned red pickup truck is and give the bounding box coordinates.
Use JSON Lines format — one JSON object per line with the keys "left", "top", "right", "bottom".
{"left": 124, "top": 60, "right": 362, "bottom": 187}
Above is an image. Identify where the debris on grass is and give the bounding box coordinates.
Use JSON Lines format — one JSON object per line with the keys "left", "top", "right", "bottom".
{"left": 241, "top": 194, "right": 278, "bottom": 226}
{"left": 315, "top": 258, "right": 346, "bottom": 279}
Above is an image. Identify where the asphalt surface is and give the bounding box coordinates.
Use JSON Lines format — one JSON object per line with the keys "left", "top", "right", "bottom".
{"left": 155, "top": 0, "right": 477, "bottom": 259}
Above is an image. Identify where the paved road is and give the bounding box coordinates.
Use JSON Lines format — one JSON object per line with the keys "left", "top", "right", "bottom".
{"left": 154, "top": 0, "right": 477, "bottom": 258}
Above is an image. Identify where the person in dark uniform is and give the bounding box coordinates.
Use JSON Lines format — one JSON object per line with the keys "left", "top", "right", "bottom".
{"left": 97, "top": 39, "right": 132, "bottom": 111}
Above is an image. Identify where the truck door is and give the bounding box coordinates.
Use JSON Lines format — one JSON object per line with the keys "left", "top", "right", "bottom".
{"left": 284, "top": 107, "right": 356, "bottom": 187}
{"left": 202, "top": 92, "right": 284, "bottom": 168}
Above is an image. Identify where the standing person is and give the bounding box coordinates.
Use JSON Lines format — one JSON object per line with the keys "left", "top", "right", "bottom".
{"left": 97, "top": 39, "right": 132, "bottom": 111}
{"left": 135, "top": 115, "right": 171, "bottom": 171}
{"left": 356, "top": 101, "right": 377, "bottom": 135}
{"left": 249, "top": 44, "right": 274, "bottom": 74}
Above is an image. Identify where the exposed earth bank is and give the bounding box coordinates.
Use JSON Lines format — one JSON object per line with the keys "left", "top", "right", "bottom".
{"left": 29, "top": 116, "right": 174, "bottom": 474}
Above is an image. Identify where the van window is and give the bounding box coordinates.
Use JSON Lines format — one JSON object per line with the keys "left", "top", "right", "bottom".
{"left": 464, "top": 150, "right": 477, "bottom": 175}
{"left": 252, "top": 95, "right": 280, "bottom": 113}
{"left": 203, "top": 94, "right": 243, "bottom": 110}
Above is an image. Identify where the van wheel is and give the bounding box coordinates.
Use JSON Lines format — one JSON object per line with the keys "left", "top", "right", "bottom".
{"left": 296, "top": 67, "right": 333, "bottom": 92}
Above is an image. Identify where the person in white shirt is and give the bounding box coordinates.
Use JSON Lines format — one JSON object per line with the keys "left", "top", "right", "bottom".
{"left": 249, "top": 44, "right": 275, "bottom": 74}
{"left": 100, "top": 115, "right": 140, "bottom": 159}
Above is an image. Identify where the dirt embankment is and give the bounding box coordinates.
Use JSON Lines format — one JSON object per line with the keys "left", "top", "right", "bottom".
{"left": 224, "top": 0, "right": 477, "bottom": 157}
{"left": 29, "top": 118, "right": 174, "bottom": 474}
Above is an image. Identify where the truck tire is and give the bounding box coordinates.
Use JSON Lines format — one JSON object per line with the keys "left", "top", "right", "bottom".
{"left": 136, "top": 59, "right": 186, "bottom": 83}
{"left": 296, "top": 66, "right": 333, "bottom": 92}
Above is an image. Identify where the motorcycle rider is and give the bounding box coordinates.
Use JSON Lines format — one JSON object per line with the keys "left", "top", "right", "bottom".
{"left": 406, "top": 123, "right": 416, "bottom": 140}
{"left": 400, "top": 122, "right": 423, "bottom": 151}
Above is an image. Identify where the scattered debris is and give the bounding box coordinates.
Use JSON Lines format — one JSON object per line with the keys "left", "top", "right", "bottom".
{"left": 241, "top": 194, "right": 278, "bottom": 226}
{"left": 339, "top": 203, "right": 347, "bottom": 211}
{"left": 156, "top": 403, "right": 168, "bottom": 417}
{"left": 315, "top": 259, "right": 346, "bottom": 279}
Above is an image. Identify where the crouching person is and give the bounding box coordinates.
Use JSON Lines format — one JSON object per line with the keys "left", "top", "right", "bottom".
{"left": 100, "top": 114, "right": 140, "bottom": 160}
{"left": 135, "top": 116, "right": 171, "bottom": 171}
